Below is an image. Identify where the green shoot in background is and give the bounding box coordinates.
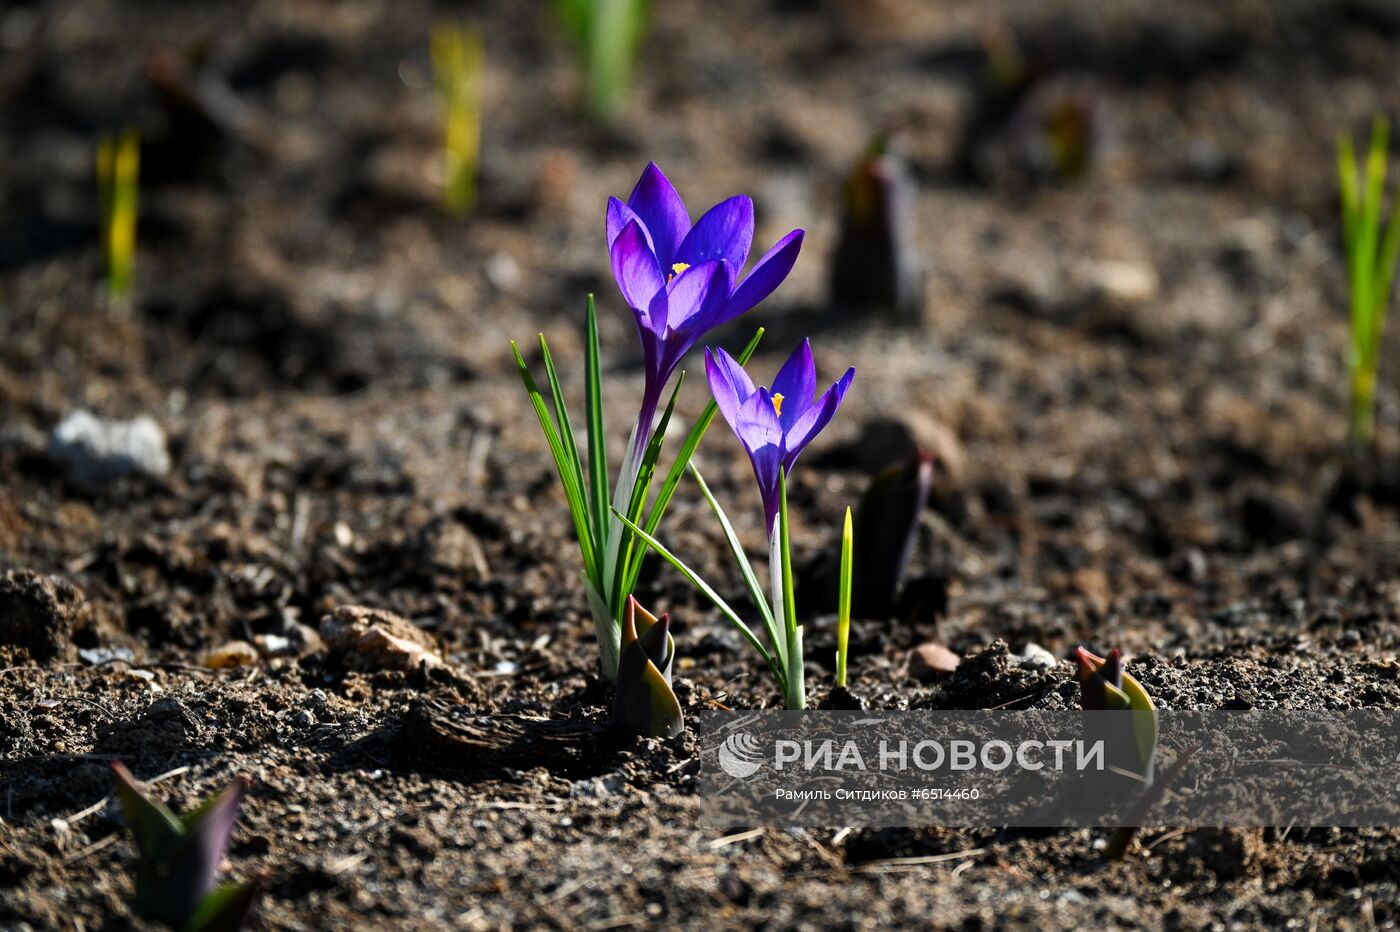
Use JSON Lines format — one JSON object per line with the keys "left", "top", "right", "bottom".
{"left": 432, "top": 21, "right": 484, "bottom": 217}
{"left": 836, "top": 506, "right": 853, "bottom": 688}
{"left": 97, "top": 126, "right": 140, "bottom": 303}
{"left": 1338, "top": 115, "right": 1400, "bottom": 449}
{"left": 554, "top": 0, "right": 648, "bottom": 119}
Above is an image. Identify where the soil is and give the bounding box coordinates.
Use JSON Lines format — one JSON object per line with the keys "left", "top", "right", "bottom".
{"left": 5, "top": 0, "right": 1400, "bottom": 928}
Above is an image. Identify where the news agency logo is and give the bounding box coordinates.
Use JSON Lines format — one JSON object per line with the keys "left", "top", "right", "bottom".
{"left": 713, "top": 734, "right": 1110, "bottom": 777}
{"left": 718, "top": 733, "right": 764, "bottom": 778}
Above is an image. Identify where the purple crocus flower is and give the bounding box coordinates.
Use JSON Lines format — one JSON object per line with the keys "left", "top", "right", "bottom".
{"left": 607, "top": 163, "right": 805, "bottom": 433}
{"left": 705, "top": 339, "right": 855, "bottom": 535}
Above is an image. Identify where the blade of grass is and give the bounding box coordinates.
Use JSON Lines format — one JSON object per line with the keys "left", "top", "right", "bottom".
{"left": 1371, "top": 120, "right": 1400, "bottom": 352}
{"left": 1339, "top": 130, "right": 1359, "bottom": 252}
{"left": 689, "top": 463, "right": 782, "bottom": 665}
{"left": 539, "top": 333, "right": 592, "bottom": 539}
{"left": 584, "top": 295, "right": 609, "bottom": 554}
{"left": 1376, "top": 193, "right": 1400, "bottom": 333}
{"left": 612, "top": 508, "right": 784, "bottom": 688}
{"left": 513, "top": 341, "right": 598, "bottom": 584}
{"left": 1356, "top": 118, "right": 1389, "bottom": 346}
{"left": 837, "top": 505, "right": 853, "bottom": 688}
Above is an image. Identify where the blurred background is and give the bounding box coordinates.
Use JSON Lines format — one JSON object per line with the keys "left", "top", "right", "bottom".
{"left": 9, "top": 2, "right": 1400, "bottom": 928}
{"left": 5, "top": 0, "right": 1400, "bottom": 650}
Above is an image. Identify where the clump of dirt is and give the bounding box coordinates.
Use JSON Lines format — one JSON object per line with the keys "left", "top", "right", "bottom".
{"left": 0, "top": 569, "right": 84, "bottom": 662}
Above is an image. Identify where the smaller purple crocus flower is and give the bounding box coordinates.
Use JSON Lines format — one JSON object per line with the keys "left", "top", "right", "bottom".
{"left": 705, "top": 339, "right": 855, "bottom": 536}
{"left": 608, "top": 163, "right": 805, "bottom": 436}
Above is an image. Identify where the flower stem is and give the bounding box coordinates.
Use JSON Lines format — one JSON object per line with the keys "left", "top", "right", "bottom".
{"left": 777, "top": 468, "right": 805, "bottom": 710}
{"left": 598, "top": 407, "right": 657, "bottom": 680}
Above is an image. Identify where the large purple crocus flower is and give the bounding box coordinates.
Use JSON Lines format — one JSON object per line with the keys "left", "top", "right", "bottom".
{"left": 607, "top": 163, "right": 805, "bottom": 435}
{"left": 705, "top": 339, "right": 855, "bottom": 536}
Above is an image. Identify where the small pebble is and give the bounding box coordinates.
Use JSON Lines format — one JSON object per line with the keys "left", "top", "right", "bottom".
{"left": 204, "top": 640, "right": 259, "bottom": 669}
{"left": 1018, "top": 643, "right": 1058, "bottom": 671}
{"left": 485, "top": 252, "right": 521, "bottom": 292}
{"left": 48, "top": 410, "right": 171, "bottom": 484}
{"left": 255, "top": 634, "right": 293, "bottom": 657}
{"left": 908, "top": 642, "right": 961, "bottom": 680}
{"left": 79, "top": 646, "right": 136, "bottom": 666}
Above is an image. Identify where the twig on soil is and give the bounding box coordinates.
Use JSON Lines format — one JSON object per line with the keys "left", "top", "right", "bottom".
{"left": 479, "top": 800, "right": 570, "bottom": 812}
{"left": 1144, "top": 827, "right": 1188, "bottom": 851}
{"left": 709, "top": 828, "right": 765, "bottom": 850}
{"left": 850, "top": 847, "right": 987, "bottom": 874}
{"left": 586, "top": 913, "right": 647, "bottom": 931}
{"left": 796, "top": 830, "right": 845, "bottom": 870}
{"left": 0, "top": 828, "right": 22, "bottom": 858}
{"left": 988, "top": 691, "right": 1051, "bottom": 710}
{"left": 64, "top": 832, "right": 119, "bottom": 863}
{"left": 542, "top": 875, "right": 589, "bottom": 904}
{"left": 57, "top": 696, "right": 118, "bottom": 721}
{"left": 57, "top": 765, "right": 191, "bottom": 829}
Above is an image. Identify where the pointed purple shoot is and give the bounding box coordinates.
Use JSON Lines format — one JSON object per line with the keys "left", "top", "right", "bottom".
{"left": 1074, "top": 646, "right": 1128, "bottom": 711}
{"left": 1074, "top": 645, "right": 1159, "bottom": 784}
{"left": 607, "top": 163, "right": 806, "bottom": 420}
{"left": 705, "top": 339, "right": 855, "bottom": 534}
{"left": 613, "top": 595, "right": 683, "bottom": 739}
{"left": 831, "top": 136, "right": 923, "bottom": 323}
{"left": 852, "top": 450, "right": 935, "bottom": 617}
{"left": 112, "top": 762, "right": 255, "bottom": 929}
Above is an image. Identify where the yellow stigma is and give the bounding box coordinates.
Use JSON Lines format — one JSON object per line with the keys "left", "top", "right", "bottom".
{"left": 771, "top": 393, "right": 785, "bottom": 416}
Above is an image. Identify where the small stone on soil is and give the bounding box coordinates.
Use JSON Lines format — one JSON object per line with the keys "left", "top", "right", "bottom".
{"left": 320, "top": 605, "right": 443, "bottom": 671}
{"left": 204, "top": 640, "right": 260, "bottom": 669}
{"left": 907, "top": 642, "right": 961, "bottom": 680}
{"left": 1018, "top": 643, "right": 1058, "bottom": 671}
{"left": 48, "top": 410, "right": 171, "bottom": 484}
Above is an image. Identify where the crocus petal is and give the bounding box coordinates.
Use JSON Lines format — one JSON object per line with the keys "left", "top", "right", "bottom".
{"left": 719, "top": 229, "right": 805, "bottom": 325}
{"left": 627, "top": 163, "right": 691, "bottom": 269}
{"left": 768, "top": 338, "right": 817, "bottom": 431}
{"left": 705, "top": 346, "right": 756, "bottom": 433}
{"left": 657, "top": 259, "right": 730, "bottom": 334}
{"left": 737, "top": 388, "right": 786, "bottom": 532}
{"left": 736, "top": 388, "right": 784, "bottom": 464}
{"left": 652, "top": 261, "right": 736, "bottom": 382}
{"left": 610, "top": 220, "right": 665, "bottom": 314}
{"left": 675, "top": 195, "right": 754, "bottom": 271}
{"left": 782, "top": 367, "right": 855, "bottom": 473}
{"left": 606, "top": 197, "right": 655, "bottom": 254}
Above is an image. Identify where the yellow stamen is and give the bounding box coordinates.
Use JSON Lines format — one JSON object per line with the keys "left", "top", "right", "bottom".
{"left": 771, "top": 393, "right": 785, "bottom": 416}
{"left": 671, "top": 262, "right": 691, "bottom": 275}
